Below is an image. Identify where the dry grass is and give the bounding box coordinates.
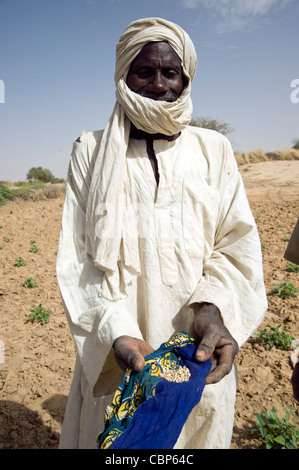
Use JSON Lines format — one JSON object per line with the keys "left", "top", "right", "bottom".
{"left": 266, "top": 148, "right": 299, "bottom": 161}
{"left": 0, "top": 182, "right": 66, "bottom": 205}
{"left": 235, "top": 148, "right": 299, "bottom": 166}
{"left": 13, "top": 184, "right": 66, "bottom": 202}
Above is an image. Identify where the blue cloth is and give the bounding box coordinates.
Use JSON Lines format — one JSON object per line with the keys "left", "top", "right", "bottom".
{"left": 98, "top": 332, "right": 211, "bottom": 449}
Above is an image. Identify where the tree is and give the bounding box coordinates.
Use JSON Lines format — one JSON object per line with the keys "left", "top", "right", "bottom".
{"left": 190, "top": 116, "right": 234, "bottom": 136}
{"left": 26, "top": 166, "right": 55, "bottom": 183}
{"left": 292, "top": 138, "right": 299, "bottom": 150}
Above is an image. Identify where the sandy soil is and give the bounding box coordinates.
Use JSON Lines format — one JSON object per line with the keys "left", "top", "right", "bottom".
{"left": 0, "top": 160, "right": 299, "bottom": 449}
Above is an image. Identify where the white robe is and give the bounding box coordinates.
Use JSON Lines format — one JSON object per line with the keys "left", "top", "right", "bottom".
{"left": 56, "top": 125, "right": 267, "bottom": 449}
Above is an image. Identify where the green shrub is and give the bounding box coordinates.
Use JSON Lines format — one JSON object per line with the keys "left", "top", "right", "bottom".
{"left": 28, "top": 304, "right": 51, "bottom": 324}
{"left": 29, "top": 240, "right": 40, "bottom": 253}
{"left": 0, "top": 184, "right": 16, "bottom": 205}
{"left": 0, "top": 180, "right": 64, "bottom": 205}
{"left": 255, "top": 324, "right": 295, "bottom": 350}
{"left": 26, "top": 167, "right": 55, "bottom": 183}
{"left": 15, "top": 257, "right": 27, "bottom": 267}
{"left": 273, "top": 281, "right": 298, "bottom": 299}
{"left": 23, "top": 278, "right": 38, "bottom": 288}
{"left": 292, "top": 138, "right": 299, "bottom": 150}
{"left": 252, "top": 405, "right": 299, "bottom": 449}
{"left": 286, "top": 263, "right": 299, "bottom": 272}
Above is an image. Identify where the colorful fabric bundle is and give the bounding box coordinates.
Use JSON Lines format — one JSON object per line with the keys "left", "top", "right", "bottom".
{"left": 98, "top": 332, "right": 211, "bottom": 449}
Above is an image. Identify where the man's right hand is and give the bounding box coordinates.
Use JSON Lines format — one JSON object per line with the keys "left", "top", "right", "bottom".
{"left": 113, "top": 335, "right": 154, "bottom": 372}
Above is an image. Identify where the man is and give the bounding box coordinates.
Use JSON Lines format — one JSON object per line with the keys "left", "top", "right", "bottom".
{"left": 284, "top": 218, "right": 299, "bottom": 401}
{"left": 56, "top": 17, "right": 267, "bottom": 449}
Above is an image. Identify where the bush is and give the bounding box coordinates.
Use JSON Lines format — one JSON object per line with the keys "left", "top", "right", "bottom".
{"left": 23, "top": 278, "right": 38, "bottom": 288}
{"left": 28, "top": 304, "right": 51, "bottom": 324}
{"left": 287, "top": 263, "right": 299, "bottom": 272}
{"left": 255, "top": 324, "right": 295, "bottom": 350}
{"left": 252, "top": 405, "right": 299, "bottom": 449}
{"left": 0, "top": 184, "right": 17, "bottom": 205}
{"left": 273, "top": 281, "right": 299, "bottom": 299}
{"left": 26, "top": 166, "right": 55, "bottom": 183}
{"left": 0, "top": 180, "right": 65, "bottom": 205}
{"left": 292, "top": 138, "right": 299, "bottom": 150}
{"left": 189, "top": 116, "right": 233, "bottom": 136}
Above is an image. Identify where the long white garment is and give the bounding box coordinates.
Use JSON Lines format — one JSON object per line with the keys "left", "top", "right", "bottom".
{"left": 56, "top": 125, "right": 267, "bottom": 449}
{"left": 84, "top": 18, "right": 197, "bottom": 302}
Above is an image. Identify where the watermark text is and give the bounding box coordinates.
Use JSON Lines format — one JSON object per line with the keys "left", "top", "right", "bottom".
{"left": 0, "top": 79, "right": 4, "bottom": 103}
{"left": 290, "top": 78, "right": 299, "bottom": 104}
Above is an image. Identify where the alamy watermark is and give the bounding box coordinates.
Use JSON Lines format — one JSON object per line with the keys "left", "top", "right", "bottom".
{"left": 0, "top": 79, "right": 5, "bottom": 103}
{"left": 0, "top": 339, "right": 5, "bottom": 364}
{"left": 290, "top": 78, "right": 299, "bottom": 104}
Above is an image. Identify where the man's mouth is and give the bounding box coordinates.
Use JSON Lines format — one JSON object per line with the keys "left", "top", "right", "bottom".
{"left": 138, "top": 90, "right": 178, "bottom": 102}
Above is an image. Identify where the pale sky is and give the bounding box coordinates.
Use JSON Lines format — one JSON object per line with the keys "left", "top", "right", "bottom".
{"left": 0, "top": 0, "right": 298, "bottom": 181}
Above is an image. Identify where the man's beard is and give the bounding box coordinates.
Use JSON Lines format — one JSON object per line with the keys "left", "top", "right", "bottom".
{"left": 138, "top": 90, "right": 179, "bottom": 102}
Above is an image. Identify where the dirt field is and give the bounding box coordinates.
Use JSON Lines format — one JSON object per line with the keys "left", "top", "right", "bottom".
{"left": 0, "top": 159, "right": 299, "bottom": 449}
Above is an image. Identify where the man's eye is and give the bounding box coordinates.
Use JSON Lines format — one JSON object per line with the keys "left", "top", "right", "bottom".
{"left": 137, "top": 69, "right": 153, "bottom": 78}
{"left": 164, "top": 69, "right": 180, "bottom": 77}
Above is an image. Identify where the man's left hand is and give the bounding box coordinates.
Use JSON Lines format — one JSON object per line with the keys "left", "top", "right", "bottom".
{"left": 190, "top": 302, "right": 239, "bottom": 384}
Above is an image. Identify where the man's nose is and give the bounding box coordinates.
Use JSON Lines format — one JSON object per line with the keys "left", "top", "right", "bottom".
{"left": 151, "top": 70, "right": 167, "bottom": 92}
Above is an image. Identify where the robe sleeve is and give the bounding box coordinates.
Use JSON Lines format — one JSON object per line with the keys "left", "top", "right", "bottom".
{"left": 188, "top": 135, "right": 268, "bottom": 347}
{"left": 56, "top": 132, "right": 144, "bottom": 393}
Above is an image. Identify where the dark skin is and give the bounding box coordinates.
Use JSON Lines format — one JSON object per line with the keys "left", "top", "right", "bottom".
{"left": 126, "top": 41, "right": 185, "bottom": 184}
{"left": 113, "top": 42, "right": 239, "bottom": 385}
{"left": 292, "top": 363, "right": 299, "bottom": 401}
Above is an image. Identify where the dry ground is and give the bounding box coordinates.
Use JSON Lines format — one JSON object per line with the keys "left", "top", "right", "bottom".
{"left": 0, "top": 160, "right": 299, "bottom": 449}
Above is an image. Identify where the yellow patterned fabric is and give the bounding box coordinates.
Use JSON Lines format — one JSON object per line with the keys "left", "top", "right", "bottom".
{"left": 98, "top": 332, "right": 211, "bottom": 449}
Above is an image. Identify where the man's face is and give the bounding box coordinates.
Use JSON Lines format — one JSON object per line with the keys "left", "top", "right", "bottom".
{"left": 126, "top": 41, "right": 185, "bottom": 102}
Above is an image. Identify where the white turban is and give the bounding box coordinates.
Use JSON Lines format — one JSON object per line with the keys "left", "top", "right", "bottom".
{"left": 85, "top": 18, "right": 197, "bottom": 300}
{"left": 115, "top": 17, "right": 197, "bottom": 136}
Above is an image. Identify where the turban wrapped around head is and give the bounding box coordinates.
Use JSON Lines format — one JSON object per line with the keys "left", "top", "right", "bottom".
{"left": 115, "top": 17, "right": 197, "bottom": 136}
{"left": 85, "top": 18, "right": 197, "bottom": 300}
{"left": 114, "top": 17, "right": 197, "bottom": 84}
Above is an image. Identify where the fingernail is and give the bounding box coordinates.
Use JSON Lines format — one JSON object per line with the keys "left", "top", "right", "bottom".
{"left": 196, "top": 352, "right": 205, "bottom": 360}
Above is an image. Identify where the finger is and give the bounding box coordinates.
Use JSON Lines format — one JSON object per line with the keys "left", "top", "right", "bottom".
{"left": 205, "top": 361, "right": 232, "bottom": 384}
{"left": 205, "top": 346, "right": 234, "bottom": 384}
{"left": 127, "top": 350, "right": 145, "bottom": 372}
{"left": 195, "top": 338, "right": 217, "bottom": 362}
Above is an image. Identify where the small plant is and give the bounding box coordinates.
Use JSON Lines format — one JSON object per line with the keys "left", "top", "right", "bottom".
{"left": 252, "top": 405, "right": 299, "bottom": 449}
{"left": 15, "top": 257, "right": 27, "bottom": 267}
{"left": 3, "top": 237, "right": 10, "bottom": 243}
{"left": 23, "top": 277, "right": 38, "bottom": 288}
{"left": 286, "top": 262, "right": 299, "bottom": 273}
{"left": 255, "top": 213, "right": 262, "bottom": 223}
{"left": 273, "top": 281, "right": 299, "bottom": 299}
{"left": 28, "top": 304, "right": 51, "bottom": 324}
{"left": 29, "top": 240, "right": 40, "bottom": 253}
{"left": 255, "top": 324, "right": 295, "bottom": 350}
{"left": 29, "top": 244, "right": 40, "bottom": 253}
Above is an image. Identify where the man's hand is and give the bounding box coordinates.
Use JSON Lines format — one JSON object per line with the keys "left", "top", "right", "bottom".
{"left": 190, "top": 302, "right": 239, "bottom": 384}
{"left": 113, "top": 336, "right": 154, "bottom": 372}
